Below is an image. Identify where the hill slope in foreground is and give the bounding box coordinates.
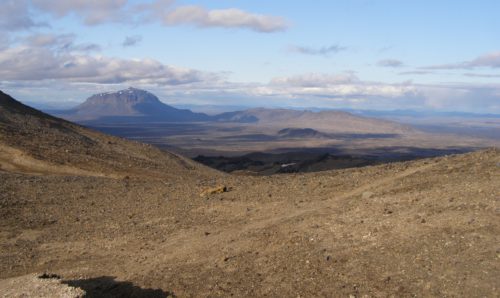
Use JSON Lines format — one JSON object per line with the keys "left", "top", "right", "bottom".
{"left": 0, "top": 90, "right": 499, "bottom": 297}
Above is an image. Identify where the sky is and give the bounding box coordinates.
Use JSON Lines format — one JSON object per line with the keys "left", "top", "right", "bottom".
{"left": 0, "top": 0, "right": 499, "bottom": 113}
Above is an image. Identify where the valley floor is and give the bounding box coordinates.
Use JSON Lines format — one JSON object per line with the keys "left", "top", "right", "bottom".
{"left": 1, "top": 149, "right": 499, "bottom": 297}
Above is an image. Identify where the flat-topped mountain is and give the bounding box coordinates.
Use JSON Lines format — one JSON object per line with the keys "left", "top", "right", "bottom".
{"left": 57, "top": 87, "right": 210, "bottom": 123}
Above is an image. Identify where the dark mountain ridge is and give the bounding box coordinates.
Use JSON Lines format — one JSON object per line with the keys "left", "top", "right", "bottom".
{"left": 277, "top": 128, "right": 330, "bottom": 138}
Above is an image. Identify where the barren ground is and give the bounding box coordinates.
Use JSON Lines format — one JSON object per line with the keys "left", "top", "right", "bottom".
{"left": 1, "top": 149, "right": 499, "bottom": 297}
{"left": 1, "top": 93, "right": 499, "bottom": 297}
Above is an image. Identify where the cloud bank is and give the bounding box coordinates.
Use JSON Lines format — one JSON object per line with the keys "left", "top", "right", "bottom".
{"left": 0, "top": 44, "right": 218, "bottom": 85}
{"left": 20, "top": 0, "right": 289, "bottom": 33}
{"left": 159, "top": 5, "right": 288, "bottom": 32}
{"left": 0, "top": 34, "right": 498, "bottom": 113}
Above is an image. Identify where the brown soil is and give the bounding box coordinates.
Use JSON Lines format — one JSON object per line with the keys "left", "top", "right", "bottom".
{"left": 1, "top": 91, "right": 499, "bottom": 297}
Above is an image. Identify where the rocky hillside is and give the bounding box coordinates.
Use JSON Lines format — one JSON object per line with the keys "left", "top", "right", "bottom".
{"left": 0, "top": 90, "right": 216, "bottom": 179}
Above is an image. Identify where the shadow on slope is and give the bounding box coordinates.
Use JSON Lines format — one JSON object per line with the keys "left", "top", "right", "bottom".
{"left": 218, "top": 132, "right": 400, "bottom": 142}
{"left": 194, "top": 146, "right": 478, "bottom": 175}
{"left": 62, "top": 276, "right": 174, "bottom": 298}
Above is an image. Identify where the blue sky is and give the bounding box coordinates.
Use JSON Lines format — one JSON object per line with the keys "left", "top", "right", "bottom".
{"left": 1, "top": 0, "right": 499, "bottom": 112}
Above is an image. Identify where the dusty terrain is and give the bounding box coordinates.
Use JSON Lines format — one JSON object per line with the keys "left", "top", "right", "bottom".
{"left": 1, "top": 91, "right": 500, "bottom": 297}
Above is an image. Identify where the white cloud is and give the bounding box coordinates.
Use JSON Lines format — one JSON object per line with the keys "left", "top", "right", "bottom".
{"left": 467, "top": 51, "right": 500, "bottom": 68}
{"left": 31, "top": 0, "right": 128, "bottom": 25}
{"left": 0, "top": 0, "right": 45, "bottom": 30}
{"left": 289, "top": 44, "right": 346, "bottom": 56}
{"left": 419, "top": 84, "right": 500, "bottom": 111}
{"left": 399, "top": 70, "right": 433, "bottom": 75}
{"left": 377, "top": 59, "right": 404, "bottom": 68}
{"left": 423, "top": 51, "right": 500, "bottom": 69}
{"left": 25, "top": 0, "right": 288, "bottom": 32}
{"left": 463, "top": 73, "right": 500, "bottom": 78}
{"left": 158, "top": 5, "right": 288, "bottom": 32}
{"left": 25, "top": 33, "right": 101, "bottom": 52}
{"left": 266, "top": 73, "right": 419, "bottom": 100}
{"left": 122, "top": 35, "right": 142, "bottom": 47}
{"left": 270, "top": 73, "right": 358, "bottom": 87}
{"left": 234, "top": 74, "right": 500, "bottom": 113}
{"left": 0, "top": 34, "right": 10, "bottom": 50}
{"left": 0, "top": 44, "right": 218, "bottom": 85}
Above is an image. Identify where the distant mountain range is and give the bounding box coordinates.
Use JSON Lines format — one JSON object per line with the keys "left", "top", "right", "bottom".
{"left": 347, "top": 109, "right": 500, "bottom": 119}
{"left": 213, "top": 108, "right": 413, "bottom": 133}
{"left": 51, "top": 87, "right": 413, "bottom": 134}
{"left": 171, "top": 104, "right": 500, "bottom": 119}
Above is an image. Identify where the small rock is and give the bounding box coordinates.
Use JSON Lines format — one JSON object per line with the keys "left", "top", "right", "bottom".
{"left": 200, "top": 185, "right": 228, "bottom": 197}
{"left": 361, "top": 191, "right": 374, "bottom": 199}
